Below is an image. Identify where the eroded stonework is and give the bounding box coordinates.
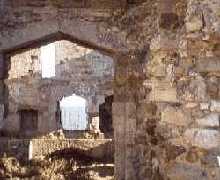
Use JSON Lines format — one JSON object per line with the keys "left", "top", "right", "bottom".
{"left": 0, "top": 0, "right": 220, "bottom": 179}
{"left": 3, "top": 40, "right": 114, "bottom": 136}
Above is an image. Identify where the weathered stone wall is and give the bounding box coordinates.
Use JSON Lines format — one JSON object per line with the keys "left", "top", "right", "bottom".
{"left": 8, "top": 48, "right": 41, "bottom": 79}
{"left": 0, "top": 0, "right": 220, "bottom": 179}
{"left": 3, "top": 40, "right": 114, "bottom": 135}
{"left": 0, "top": 0, "right": 128, "bottom": 52}
{"left": 138, "top": 0, "right": 220, "bottom": 179}
{"left": 112, "top": 0, "right": 220, "bottom": 179}
{"left": 54, "top": 40, "right": 114, "bottom": 114}
{"left": 0, "top": 139, "right": 30, "bottom": 159}
{"left": 31, "top": 139, "right": 113, "bottom": 160}
{"left": 0, "top": 138, "right": 113, "bottom": 161}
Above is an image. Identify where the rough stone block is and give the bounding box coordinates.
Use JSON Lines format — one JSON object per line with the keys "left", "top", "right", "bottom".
{"left": 186, "top": 16, "right": 203, "bottom": 32}
{"left": 167, "top": 162, "right": 208, "bottom": 180}
{"left": 150, "top": 64, "right": 166, "bottom": 77}
{"left": 18, "top": 85, "right": 40, "bottom": 106}
{"left": 184, "top": 128, "right": 220, "bottom": 149}
{"left": 147, "top": 80, "right": 179, "bottom": 103}
{"left": 185, "top": 102, "right": 198, "bottom": 109}
{"left": 91, "top": 116, "right": 100, "bottom": 132}
{"left": 200, "top": 102, "right": 210, "bottom": 110}
{"left": 112, "top": 103, "right": 126, "bottom": 179}
{"left": 196, "top": 113, "right": 220, "bottom": 127}
{"left": 210, "top": 100, "right": 220, "bottom": 112}
{"left": 137, "top": 102, "right": 157, "bottom": 120}
{"left": 196, "top": 57, "right": 220, "bottom": 73}
{"left": 150, "top": 36, "right": 178, "bottom": 51}
{"left": 4, "top": 113, "right": 20, "bottom": 132}
{"left": 181, "top": 77, "right": 207, "bottom": 102}
{"left": 161, "top": 106, "right": 191, "bottom": 126}
{"left": 201, "top": 148, "right": 220, "bottom": 168}
{"left": 112, "top": 103, "right": 125, "bottom": 119}
{"left": 159, "top": 0, "right": 180, "bottom": 29}
{"left": 159, "top": 0, "right": 175, "bottom": 13}
{"left": 126, "top": 103, "right": 136, "bottom": 119}
{"left": 160, "top": 13, "right": 179, "bottom": 29}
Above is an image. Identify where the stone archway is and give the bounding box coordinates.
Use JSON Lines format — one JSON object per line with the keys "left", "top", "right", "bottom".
{"left": 1, "top": 0, "right": 220, "bottom": 180}
{"left": 0, "top": 23, "right": 132, "bottom": 178}
{"left": 3, "top": 37, "right": 115, "bottom": 131}
{"left": 0, "top": 2, "right": 147, "bottom": 180}
{"left": 0, "top": 33, "right": 137, "bottom": 180}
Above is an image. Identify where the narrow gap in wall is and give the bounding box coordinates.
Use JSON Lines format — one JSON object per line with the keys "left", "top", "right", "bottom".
{"left": 99, "top": 95, "right": 114, "bottom": 138}
{"left": 19, "top": 109, "right": 38, "bottom": 137}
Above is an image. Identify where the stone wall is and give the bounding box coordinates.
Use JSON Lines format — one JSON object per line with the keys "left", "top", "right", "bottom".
{"left": 0, "top": 139, "right": 30, "bottom": 160}
{"left": 31, "top": 139, "right": 113, "bottom": 161}
{"left": 0, "top": 138, "right": 113, "bottom": 161}
{"left": 112, "top": 0, "right": 220, "bottom": 179}
{"left": 137, "top": 0, "right": 220, "bottom": 179}
{"left": 3, "top": 40, "right": 114, "bottom": 135}
{"left": 0, "top": 0, "right": 220, "bottom": 179}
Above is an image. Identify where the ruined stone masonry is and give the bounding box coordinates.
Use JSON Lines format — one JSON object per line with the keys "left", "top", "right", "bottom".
{"left": 0, "top": 0, "right": 220, "bottom": 179}
{"left": 4, "top": 40, "right": 114, "bottom": 136}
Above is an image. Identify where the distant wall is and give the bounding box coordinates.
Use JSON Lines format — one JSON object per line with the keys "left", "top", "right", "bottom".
{"left": 3, "top": 40, "right": 114, "bottom": 135}
{"left": 0, "top": 139, "right": 30, "bottom": 160}
{"left": 31, "top": 139, "right": 114, "bottom": 160}
{"left": 0, "top": 138, "right": 114, "bottom": 161}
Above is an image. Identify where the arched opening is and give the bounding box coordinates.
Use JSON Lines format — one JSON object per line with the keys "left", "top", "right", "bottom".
{"left": 1, "top": 36, "right": 116, "bottom": 179}
{"left": 0, "top": 2, "right": 130, "bottom": 176}
{"left": 3, "top": 39, "right": 115, "bottom": 138}
{"left": 60, "top": 94, "right": 87, "bottom": 131}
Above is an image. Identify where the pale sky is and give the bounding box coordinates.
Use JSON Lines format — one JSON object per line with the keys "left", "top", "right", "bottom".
{"left": 40, "top": 43, "right": 55, "bottom": 78}
{"left": 60, "top": 94, "right": 87, "bottom": 130}
{"left": 60, "top": 94, "right": 86, "bottom": 108}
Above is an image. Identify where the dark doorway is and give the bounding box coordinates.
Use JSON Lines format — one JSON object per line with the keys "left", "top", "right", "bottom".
{"left": 99, "top": 95, "right": 114, "bottom": 137}
{"left": 19, "top": 109, "right": 38, "bottom": 136}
